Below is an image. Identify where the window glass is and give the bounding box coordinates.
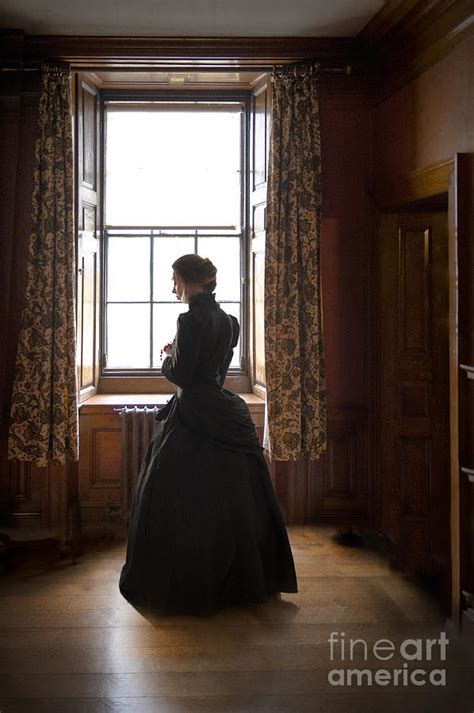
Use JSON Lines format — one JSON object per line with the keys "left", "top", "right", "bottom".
{"left": 108, "top": 237, "right": 150, "bottom": 302}
{"left": 152, "top": 303, "right": 188, "bottom": 368}
{"left": 107, "top": 304, "right": 150, "bottom": 368}
{"left": 104, "top": 103, "right": 244, "bottom": 372}
{"left": 198, "top": 237, "right": 240, "bottom": 302}
{"left": 153, "top": 236, "right": 195, "bottom": 301}
{"left": 106, "top": 109, "right": 241, "bottom": 227}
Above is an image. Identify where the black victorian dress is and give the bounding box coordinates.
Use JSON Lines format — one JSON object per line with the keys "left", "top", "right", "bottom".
{"left": 118, "top": 291, "right": 298, "bottom": 616}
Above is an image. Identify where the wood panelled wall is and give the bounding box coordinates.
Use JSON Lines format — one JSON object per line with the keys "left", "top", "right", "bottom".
{"left": 4, "top": 12, "right": 471, "bottom": 540}
{"left": 246, "top": 73, "right": 373, "bottom": 526}
{"left": 0, "top": 68, "right": 374, "bottom": 533}
{"left": 317, "top": 75, "right": 373, "bottom": 526}
{"left": 372, "top": 32, "right": 474, "bottom": 185}
{"left": 0, "top": 71, "right": 80, "bottom": 545}
{"left": 0, "top": 72, "right": 40, "bottom": 521}
{"left": 371, "top": 28, "right": 474, "bottom": 616}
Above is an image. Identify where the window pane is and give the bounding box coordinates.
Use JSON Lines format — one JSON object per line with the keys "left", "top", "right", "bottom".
{"left": 107, "top": 304, "right": 150, "bottom": 368}
{"left": 153, "top": 237, "right": 195, "bottom": 301}
{"left": 153, "top": 303, "right": 188, "bottom": 368}
{"left": 197, "top": 237, "right": 240, "bottom": 302}
{"left": 108, "top": 237, "right": 150, "bottom": 301}
{"left": 218, "top": 302, "right": 241, "bottom": 368}
{"left": 106, "top": 110, "right": 241, "bottom": 227}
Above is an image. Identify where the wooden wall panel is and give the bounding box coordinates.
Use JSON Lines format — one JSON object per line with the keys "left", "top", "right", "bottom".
{"left": 316, "top": 85, "right": 373, "bottom": 526}
{"left": 400, "top": 437, "right": 432, "bottom": 517}
{"left": 8, "top": 462, "right": 43, "bottom": 520}
{"left": 362, "top": 0, "right": 474, "bottom": 105}
{"left": 90, "top": 429, "right": 122, "bottom": 489}
{"left": 399, "top": 227, "right": 431, "bottom": 352}
{"left": 313, "top": 413, "right": 369, "bottom": 521}
{"left": 0, "top": 72, "right": 41, "bottom": 518}
{"left": 372, "top": 33, "right": 474, "bottom": 186}
{"left": 79, "top": 412, "right": 122, "bottom": 538}
{"left": 6, "top": 458, "right": 80, "bottom": 547}
{"left": 79, "top": 405, "right": 278, "bottom": 538}
{"left": 400, "top": 381, "right": 431, "bottom": 418}
{"left": 79, "top": 415, "right": 122, "bottom": 502}
{"left": 319, "top": 90, "right": 371, "bottom": 412}
{"left": 327, "top": 431, "right": 357, "bottom": 499}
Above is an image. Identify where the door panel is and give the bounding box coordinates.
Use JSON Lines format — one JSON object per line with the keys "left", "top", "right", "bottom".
{"left": 455, "top": 154, "right": 474, "bottom": 624}
{"left": 380, "top": 213, "right": 450, "bottom": 592}
{"left": 249, "top": 78, "right": 270, "bottom": 397}
{"left": 75, "top": 74, "right": 101, "bottom": 402}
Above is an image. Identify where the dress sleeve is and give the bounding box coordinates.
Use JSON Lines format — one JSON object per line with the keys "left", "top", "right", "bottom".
{"left": 161, "top": 312, "right": 202, "bottom": 388}
{"left": 218, "top": 315, "right": 240, "bottom": 387}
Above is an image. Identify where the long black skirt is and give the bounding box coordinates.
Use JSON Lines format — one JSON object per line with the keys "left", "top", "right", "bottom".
{"left": 118, "top": 387, "right": 298, "bottom": 616}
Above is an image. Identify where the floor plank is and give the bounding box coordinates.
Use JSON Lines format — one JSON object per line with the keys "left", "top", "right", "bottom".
{"left": 0, "top": 525, "right": 472, "bottom": 712}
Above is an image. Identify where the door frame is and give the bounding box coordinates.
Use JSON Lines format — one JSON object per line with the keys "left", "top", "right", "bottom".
{"left": 374, "top": 153, "right": 472, "bottom": 630}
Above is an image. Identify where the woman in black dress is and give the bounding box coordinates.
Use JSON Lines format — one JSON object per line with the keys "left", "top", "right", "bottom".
{"left": 119, "top": 254, "right": 298, "bottom": 616}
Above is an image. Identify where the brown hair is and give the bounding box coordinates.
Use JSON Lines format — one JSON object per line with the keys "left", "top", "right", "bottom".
{"left": 172, "top": 254, "right": 217, "bottom": 303}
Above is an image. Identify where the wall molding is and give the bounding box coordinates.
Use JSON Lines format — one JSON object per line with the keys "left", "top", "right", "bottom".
{"left": 373, "top": 158, "right": 455, "bottom": 211}
{"left": 3, "top": 3, "right": 473, "bottom": 101}
{"left": 359, "top": 0, "right": 474, "bottom": 105}
{"left": 10, "top": 34, "right": 357, "bottom": 67}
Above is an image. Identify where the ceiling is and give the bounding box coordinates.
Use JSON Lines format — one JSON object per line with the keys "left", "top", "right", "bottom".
{"left": 1, "top": 0, "right": 385, "bottom": 37}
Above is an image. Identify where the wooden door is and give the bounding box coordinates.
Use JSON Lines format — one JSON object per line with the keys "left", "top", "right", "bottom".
{"left": 380, "top": 213, "right": 450, "bottom": 605}
{"left": 454, "top": 155, "right": 474, "bottom": 627}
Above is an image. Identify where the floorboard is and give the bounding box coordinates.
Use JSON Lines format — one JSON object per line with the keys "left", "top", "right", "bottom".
{"left": 0, "top": 525, "right": 472, "bottom": 712}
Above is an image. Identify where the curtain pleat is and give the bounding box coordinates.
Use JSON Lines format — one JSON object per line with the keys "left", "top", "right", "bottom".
{"left": 264, "top": 66, "right": 327, "bottom": 461}
{"left": 8, "top": 64, "right": 78, "bottom": 467}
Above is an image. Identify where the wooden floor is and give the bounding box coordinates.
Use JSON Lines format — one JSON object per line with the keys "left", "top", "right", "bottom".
{"left": 0, "top": 525, "right": 472, "bottom": 712}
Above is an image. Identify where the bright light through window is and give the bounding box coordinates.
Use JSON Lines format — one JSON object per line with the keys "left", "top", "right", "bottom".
{"left": 106, "top": 108, "right": 241, "bottom": 226}
{"left": 104, "top": 103, "right": 244, "bottom": 371}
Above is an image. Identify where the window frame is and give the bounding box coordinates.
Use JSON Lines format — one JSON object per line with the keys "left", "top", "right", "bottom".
{"left": 98, "top": 88, "right": 252, "bottom": 392}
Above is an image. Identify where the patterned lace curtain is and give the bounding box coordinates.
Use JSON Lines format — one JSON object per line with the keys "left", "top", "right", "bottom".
{"left": 8, "top": 64, "right": 79, "bottom": 467}
{"left": 264, "top": 63, "right": 327, "bottom": 461}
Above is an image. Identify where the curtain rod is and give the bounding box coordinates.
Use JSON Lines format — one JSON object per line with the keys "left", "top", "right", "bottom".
{"left": 1, "top": 63, "right": 352, "bottom": 74}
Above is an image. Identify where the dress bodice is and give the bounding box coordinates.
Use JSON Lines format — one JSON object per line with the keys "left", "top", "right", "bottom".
{"left": 162, "top": 292, "right": 239, "bottom": 391}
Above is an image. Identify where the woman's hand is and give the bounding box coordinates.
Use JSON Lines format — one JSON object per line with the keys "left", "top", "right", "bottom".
{"left": 160, "top": 342, "right": 173, "bottom": 359}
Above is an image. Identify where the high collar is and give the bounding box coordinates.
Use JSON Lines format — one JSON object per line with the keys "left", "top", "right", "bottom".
{"left": 188, "top": 291, "right": 218, "bottom": 310}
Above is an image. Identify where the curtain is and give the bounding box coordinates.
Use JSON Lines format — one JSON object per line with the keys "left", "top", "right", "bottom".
{"left": 264, "top": 64, "right": 327, "bottom": 461}
{"left": 8, "top": 64, "right": 78, "bottom": 467}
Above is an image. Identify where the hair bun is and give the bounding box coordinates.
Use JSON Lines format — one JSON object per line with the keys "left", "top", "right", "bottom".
{"left": 172, "top": 254, "right": 218, "bottom": 295}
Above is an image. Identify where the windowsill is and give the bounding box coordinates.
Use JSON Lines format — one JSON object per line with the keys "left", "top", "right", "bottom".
{"left": 79, "top": 392, "right": 265, "bottom": 425}
{"left": 97, "top": 373, "right": 252, "bottom": 394}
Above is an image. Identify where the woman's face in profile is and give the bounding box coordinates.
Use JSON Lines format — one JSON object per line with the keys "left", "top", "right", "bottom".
{"left": 172, "top": 271, "right": 184, "bottom": 301}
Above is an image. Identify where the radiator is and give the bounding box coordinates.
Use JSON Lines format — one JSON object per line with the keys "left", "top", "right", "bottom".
{"left": 117, "top": 406, "right": 160, "bottom": 525}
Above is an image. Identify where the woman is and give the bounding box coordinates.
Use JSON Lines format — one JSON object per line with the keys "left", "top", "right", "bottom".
{"left": 119, "top": 254, "right": 298, "bottom": 616}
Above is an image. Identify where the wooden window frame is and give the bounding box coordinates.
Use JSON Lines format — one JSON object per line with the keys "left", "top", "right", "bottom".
{"left": 95, "top": 88, "right": 253, "bottom": 394}
{"left": 74, "top": 70, "right": 270, "bottom": 400}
